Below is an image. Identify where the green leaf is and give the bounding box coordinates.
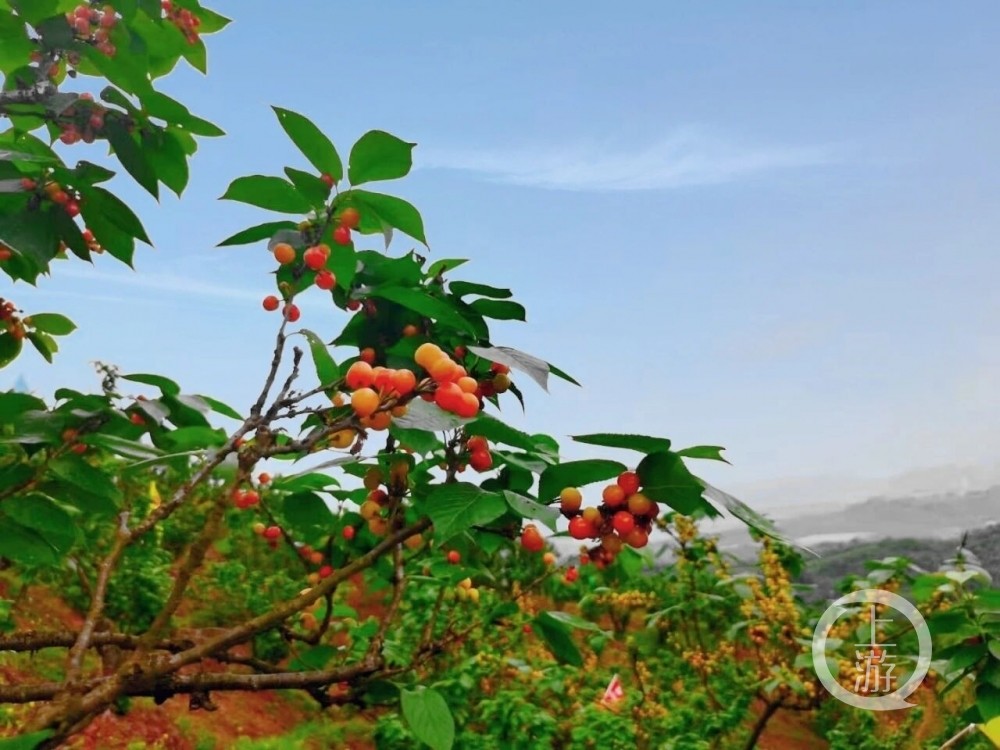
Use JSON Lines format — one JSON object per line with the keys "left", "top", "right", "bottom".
{"left": 979, "top": 684, "right": 1000, "bottom": 722}
{"left": 503, "top": 491, "right": 558, "bottom": 532}
{"left": 469, "top": 299, "right": 525, "bottom": 321}
{"left": 543, "top": 610, "right": 606, "bottom": 633}
{"left": 217, "top": 221, "right": 298, "bottom": 247}
{"left": 426, "top": 258, "right": 467, "bottom": 278}
{"left": 636, "top": 451, "right": 707, "bottom": 515}
{"left": 572, "top": 433, "right": 672, "bottom": 454}
{"left": 284, "top": 167, "right": 330, "bottom": 208}
{"left": 28, "top": 313, "right": 76, "bottom": 336}
{"left": 199, "top": 395, "right": 243, "bottom": 421}
{"left": 0, "top": 392, "right": 45, "bottom": 423}
{"left": 449, "top": 281, "right": 512, "bottom": 299}
{"left": 104, "top": 118, "right": 158, "bottom": 198}
{"left": 288, "top": 644, "right": 336, "bottom": 672}
{"left": 369, "top": 286, "right": 475, "bottom": 335}
{"left": 282, "top": 491, "right": 334, "bottom": 535}
{"left": 140, "top": 91, "right": 224, "bottom": 136}
{"left": 348, "top": 130, "right": 415, "bottom": 185}
{"left": 0, "top": 203, "right": 59, "bottom": 274}
{"left": 160, "top": 426, "right": 226, "bottom": 451}
{"left": 0, "top": 517, "right": 57, "bottom": 566}
{"left": 400, "top": 686, "right": 454, "bottom": 750}
{"left": 122, "top": 372, "right": 181, "bottom": 396}
{"left": 0, "top": 332, "right": 23, "bottom": 368}
{"left": 676, "top": 445, "right": 730, "bottom": 463}
{"left": 424, "top": 483, "right": 506, "bottom": 541}
{"left": 84, "top": 433, "right": 163, "bottom": 461}
{"left": 388, "top": 424, "right": 444, "bottom": 455}
{"left": 699, "top": 481, "right": 803, "bottom": 548}
{"left": 272, "top": 107, "right": 343, "bottom": 182}
{"left": 350, "top": 190, "right": 426, "bottom": 245}
{"left": 26, "top": 331, "right": 56, "bottom": 362}
{"left": 465, "top": 414, "right": 538, "bottom": 452}
{"left": 299, "top": 329, "right": 340, "bottom": 387}
{"left": 220, "top": 175, "right": 312, "bottom": 214}
{"left": 532, "top": 612, "right": 582, "bottom": 666}
{"left": 0, "top": 730, "right": 55, "bottom": 750}
{"left": 3, "top": 492, "right": 76, "bottom": 554}
{"left": 537, "top": 459, "right": 627, "bottom": 504}
{"left": 146, "top": 129, "right": 189, "bottom": 196}
{"left": 49, "top": 454, "right": 123, "bottom": 504}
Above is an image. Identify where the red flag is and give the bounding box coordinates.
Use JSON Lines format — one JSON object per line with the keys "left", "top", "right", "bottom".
{"left": 600, "top": 674, "right": 625, "bottom": 709}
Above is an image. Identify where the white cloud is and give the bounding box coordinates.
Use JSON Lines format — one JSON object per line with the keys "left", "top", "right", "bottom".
{"left": 420, "top": 129, "right": 834, "bottom": 191}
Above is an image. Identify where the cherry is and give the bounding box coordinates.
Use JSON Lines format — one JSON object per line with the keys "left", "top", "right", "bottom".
{"left": 315, "top": 270, "right": 335, "bottom": 290}
{"left": 342, "top": 526, "right": 356, "bottom": 541}
{"left": 414, "top": 343, "right": 444, "bottom": 369}
{"left": 467, "top": 436, "right": 488, "bottom": 453}
{"left": 520, "top": 524, "right": 545, "bottom": 553}
{"left": 490, "top": 362, "right": 510, "bottom": 375}
{"left": 320, "top": 173, "right": 334, "bottom": 189}
{"left": 359, "top": 347, "right": 377, "bottom": 365}
{"left": 283, "top": 303, "right": 300, "bottom": 322}
{"left": 469, "top": 449, "right": 492, "bottom": 472}
{"left": 262, "top": 295, "right": 279, "bottom": 312}
{"left": 568, "top": 516, "right": 596, "bottom": 540}
{"left": 617, "top": 471, "right": 641, "bottom": 495}
{"left": 542, "top": 551, "right": 556, "bottom": 565}
{"left": 456, "top": 376, "right": 478, "bottom": 394}
{"left": 345, "top": 361, "right": 375, "bottom": 390}
{"left": 258, "top": 472, "right": 271, "bottom": 485}
{"left": 318, "top": 565, "right": 333, "bottom": 579}
{"left": 402, "top": 324, "right": 419, "bottom": 337}
{"left": 434, "top": 382, "right": 464, "bottom": 412}
{"left": 263, "top": 525, "right": 281, "bottom": 540}
{"left": 20, "top": 178, "right": 36, "bottom": 191}
{"left": 564, "top": 566, "right": 579, "bottom": 583}
{"left": 303, "top": 245, "right": 326, "bottom": 271}
{"left": 454, "top": 345, "right": 467, "bottom": 359}
{"left": 309, "top": 551, "right": 324, "bottom": 565}
{"left": 602, "top": 484, "right": 626, "bottom": 508}
{"left": 446, "top": 550, "right": 461, "bottom": 564}
{"left": 339, "top": 207, "right": 361, "bottom": 229}
{"left": 625, "top": 528, "right": 649, "bottom": 548}
{"left": 351, "top": 387, "right": 380, "bottom": 417}
{"left": 522, "top": 624, "right": 533, "bottom": 635}
{"left": 346, "top": 299, "right": 361, "bottom": 311}
{"left": 129, "top": 412, "right": 145, "bottom": 426}
{"left": 626, "top": 492, "right": 653, "bottom": 516}
{"left": 455, "top": 392, "right": 480, "bottom": 418}
{"left": 581, "top": 507, "right": 602, "bottom": 526}
{"left": 273, "top": 242, "right": 295, "bottom": 265}
{"left": 559, "top": 487, "right": 582, "bottom": 514}
{"left": 611, "top": 511, "right": 635, "bottom": 536}
{"left": 492, "top": 373, "right": 511, "bottom": 393}
{"left": 390, "top": 369, "right": 417, "bottom": 396}
{"left": 64, "top": 201, "right": 80, "bottom": 218}
{"left": 252, "top": 522, "right": 266, "bottom": 536}
{"left": 333, "top": 226, "right": 351, "bottom": 245}
{"left": 241, "top": 490, "right": 260, "bottom": 508}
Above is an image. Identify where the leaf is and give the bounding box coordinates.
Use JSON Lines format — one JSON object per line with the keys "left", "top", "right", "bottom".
{"left": 538, "top": 459, "right": 627, "bottom": 504}
{"left": 350, "top": 190, "right": 426, "bottom": 245}
{"left": 448, "top": 281, "right": 512, "bottom": 299}
{"left": 3, "top": 492, "right": 76, "bottom": 554}
{"left": 426, "top": 258, "right": 467, "bottom": 278}
{"left": 0, "top": 332, "right": 23, "bottom": 368}
{"left": 400, "top": 687, "right": 454, "bottom": 750}
{"left": 122, "top": 372, "right": 181, "bottom": 396}
{"left": 26, "top": 331, "right": 56, "bottom": 362}
{"left": 699, "top": 481, "right": 807, "bottom": 551}
{"left": 980, "top": 684, "right": 1000, "bottom": 722}
{"left": 272, "top": 107, "right": 343, "bottom": 182}
{"left": 27, "top": 313, "right": 76, "bottom": 336}
{"left": 282, "top": 491, "right": 334, "bottom": 534}
{"left": 467, "top": 345, "right": 550, "bottom": 392}
{"left": 348, "top": 130, "right": 415, "bottom": 185}
{"left": 424, "top": 482, "right": 506, "bottom": 541}
{"left": 49, "top": 455, "right": 122, "bottom": 504}
{"left": 299, "top": 330, "right": 340, "bottom": 388}
{"left": 140, "top": 91, "right": 223, "bottom": 136}
{"left": 0, "top": 517, "right": 57, "bottom": 566}
{"left": 220, "top": 175, "right": 312, "bottom": 214}
{"left": 982, "top": 716, "right": 1000, "bottom": 747}
{"left": 394, "top": 398, "right": 471, "bottom": 432}
{"left": 469, "top": 299, "right": 525, "bottom": 322}
{"left": 217, "top": 221, "right": 298, "bottom": 247}
{"left": 543, "top": 610, "right": 606, "bottom": 633}
{"left": 284, "top": 166, "right": 330, "bottom": 208}
{"left": 159, "top": 426, "right": 226, "bottom": 451}
{"left": 0, "top": 392, "right": 46, "bottom": 424}
{"left": 288, "top": 645, "right": 336, "bottom": 672}
{"left": 465, "top": 414, "right": 537, "bottom": 452}
{"left": 503, "top": 491, "right": 559, "bottom": 532}
{"left": 199, "top": 395, "right": 243, "bottom": 421}
{"left": 676, "top": 445, "right": 730, "bottom": 463}
{"left": 0, "top": 730, "right": 55, "bottom": 750}
{"left": 572, "top": 433, "right": 672, "bottom": 454}
{"left": 104, "top": 118, "right": 158, "bottom": 198}
{"left": 80, "top": 185, "right": 151, "bottom": 244}
{"left": 532, "top": 612, "right": 582, "bottom": 666}
{"left": 84, "top": 433, "right": 163, "bottom": 461}
{"left": 369, "top": 286, "right": 475, "bottom": 335}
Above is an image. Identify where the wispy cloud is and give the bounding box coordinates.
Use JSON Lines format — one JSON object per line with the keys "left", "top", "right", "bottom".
{"left": 56, "top": 266, "right": 264, "bottom": 303}
{"left": 420, "top": 129, "right": 835, "bottom": 191}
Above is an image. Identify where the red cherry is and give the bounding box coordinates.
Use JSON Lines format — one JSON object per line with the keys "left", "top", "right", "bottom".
{"left": 20, "top": 178, "right": 36, "bottom": 191}
{"left": 303, "top": 246, "right": 326, "bottom": 271}
{"left": 564, "top": 566, "right": 579, "bottom": 583}
{"left": 318, "top": 565, "right": 333, "bottom": 578}
{"left": 283, "top": 304, "right": 300, "bottom": 322}
{"left": 241, "top": 490, "right": 260, "bottom": 508}
{"left": 315, "top": 270, "right": 336, "bottom": 290}
{"left": 446, "top": 550, "right": 460, "bottom": 564}
{"left": 617, "top": 471, "right": 641, "bottom": 495}
{"left": 129, "top": 412, "right": 145, "bottom": 426}
{"left": 342, "top": 526, "right": 356, "bottom": 541}
{"left": 320, "top": 173, "right": 334, "bottom": 188}
{"left": 81, "top": 229, "right": 94, "bottom": 243}
{"left": 469, "top": 449, "right": 492, "bottom": 472}
{"left": 262, "top": 295, "right": 280, "bottom": 312}
{"left": 346, "top": 299, "right": 361, "bottom": 311}
{"left": 467, "top": 436, "right": 488, "bottom": 453}
{"left": 520, "top": 524, "right": 545, "bottom": 553}
{"left": 263, "top": 525, "right": 281, "bottom": 540}
{"left": 64, "top": 201, "right": 80, "bottom": 217}
{"left": 568, "top": 516, "right": 597, "bottom": 540}
{"left": 339, "top": 207, "right": 360, "bottom": 229}
{"left": 333, "top": 226, "right": 351, "bottom": 245}
{"left": 611, "top": 511, "right": 635, "bottom": 536}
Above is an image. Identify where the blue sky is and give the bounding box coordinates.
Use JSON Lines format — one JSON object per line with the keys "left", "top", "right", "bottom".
{"left": 5, "top": 1, "right": 1000, "bottom": 507}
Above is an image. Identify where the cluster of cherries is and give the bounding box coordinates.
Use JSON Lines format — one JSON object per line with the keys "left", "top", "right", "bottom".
{"left": 161, "top": 1, "right": 201, "bottom": 45}
{"left": 54, "top": 95, "right": 110, "bottom": 146}
{"left": 344, "top": 357, "right": 416, "bottom": 431}
{"left": 413, "top": 342, "right": 495, "bottom": 419}
{"left": 65, "top": 4, "right": 119, "bottom": 56}
{"left": 22, "top": 179, "right": 82, "bottom": 218}
{"left": 0, "top": 299, "right": 25, "bottom": 341}
{"left": 261, "top": 207, "right": 359, "bottom": 321}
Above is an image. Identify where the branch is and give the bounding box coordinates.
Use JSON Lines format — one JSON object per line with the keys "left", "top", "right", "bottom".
{"left": 0, "top": 631, "right": 193, "bottom": 653}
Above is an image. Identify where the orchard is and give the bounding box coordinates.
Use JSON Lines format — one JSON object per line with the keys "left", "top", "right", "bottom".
{"left": 2, "top": 3, "right": 1000, "bottom": 749}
